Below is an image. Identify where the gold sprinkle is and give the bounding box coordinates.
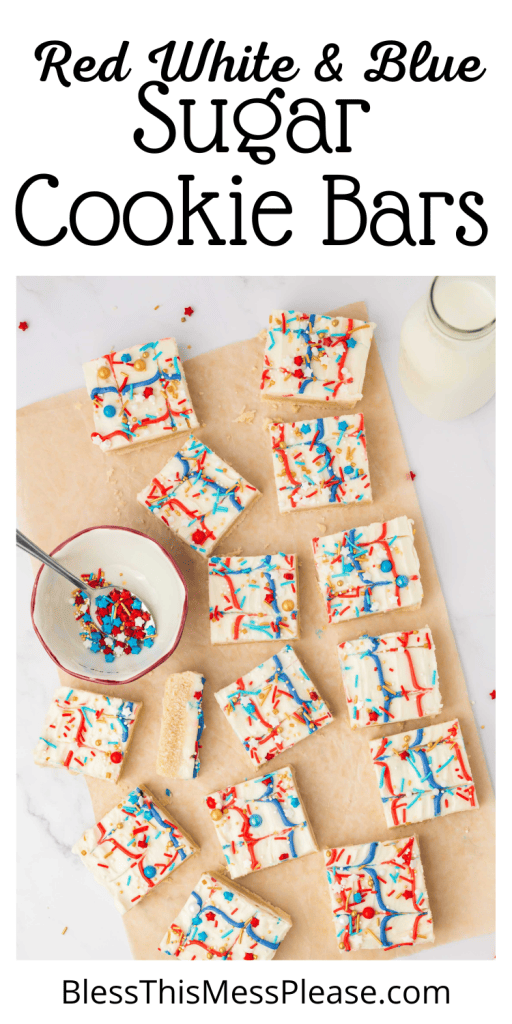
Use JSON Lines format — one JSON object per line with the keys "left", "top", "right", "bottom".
{"left": 154, "top": 305, "right": 160, "bottom": 310}
{"left": 62, "top": 926, "right": 68, "bottom": 935}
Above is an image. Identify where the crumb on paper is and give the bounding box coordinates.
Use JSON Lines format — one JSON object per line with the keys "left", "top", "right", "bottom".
{"left": 257, "top": 329, "right": 267, "bottom": 342}
{"left": 316, "top": 522, "right": 327, "bottom": 535}
{"left": 223, "top": 548, "right": 242, "bottom": 557}
{"left": 73, "top": 402, "right": 83, "bottom": 411}
{"left": 264, "top": 542, "right": 270, "bottom": 549}
{"left": 61, "top": 926, "right": 68, "bottom": 935}
{"left": 233, "top": 406, "right": 256, "bottom": 424}
{"left": 262, "top": 417, "right": 273, "bottom": 430}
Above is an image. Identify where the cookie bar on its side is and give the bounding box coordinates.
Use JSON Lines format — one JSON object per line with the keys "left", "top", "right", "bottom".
{"left": 324, "top": 835, "right": 434, "bottom": 953}
{"left": 156, "top": 672, "right": 205, "bottom": 779}
{"left": 215, "top": 644, "right": 333, "bottom": 766}
{"left": 83, "top": 337, "right": 198, "bottom": 452}
{"left": 72, "top": 784, "right": 198, "bottom": 913}
{"left": 312, "top": 515, "right": 422, "bottom": 625}
{"left": 269, "top": 414, "right": 372, "bottom": 513}
{"left": 260, "top": 310, "right": 375, "bottom": 407}
{"left": 209, "top": 553, "right": 299, "bottom": 644}
{"left": 137, "top": 435, "right": 260, "bottom": 558}
{"left": 158, "top": 871, "right": 292, "bottom": 960}
{"left": 205, "top": 764, "right": 317, "bottom": 878}
{"left": 33, "top": 686, "right": 141, "bottom": 782}
{"left": 369, "top": 719, "right": 478, "bottom": 827}
{"left": 339, "top": 627, "right": 442, "bottom": 729}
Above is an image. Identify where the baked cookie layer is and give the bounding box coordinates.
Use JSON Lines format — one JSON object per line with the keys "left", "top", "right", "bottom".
{"left": 260, "top": 310, "right": 375, "bottom": 406}
{"left": 83, "top": 337, "right": 198, "bottom": 451}
{"left": 156, "top": 672, "right": 205, "bottom": 779}
{"left": 158, "top": 871, "right": 292, "bottom": 960}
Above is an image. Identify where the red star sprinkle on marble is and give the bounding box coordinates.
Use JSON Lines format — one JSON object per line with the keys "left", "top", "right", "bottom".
{"left": 410, "top": 471, "right": 416, "bottom": 480}
{"left": 490, "top": 690, "right": 496, "bottom": 699}
{"left": 18, "top": 321, "right": 29, "bottom": 331}
{"left": 184, "top": 306, "right": 194, "bottom": 317}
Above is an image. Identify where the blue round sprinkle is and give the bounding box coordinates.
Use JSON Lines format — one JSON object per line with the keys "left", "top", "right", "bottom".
{"left": 121, "top": 353, "right": 131, "bottom": 362}
{"left": 353, "top": 892, "right": 362, "bottom": 903}
{"left": 103, "top": 404, "right": 116, "bottom": 418}
{"left": 344, "top": 465, "right": 354, "bottom": 475}
{"left": 380, "top": 559, "right": 393, "bottom": 573}
{"left": 396, "top": 575, "right": 409, "bottom": 588}
{"left": 144, "top": 865, "right": 157, "bottom": 879}
{"left": 249, "top": 813, "right": 262, "bottom": 828}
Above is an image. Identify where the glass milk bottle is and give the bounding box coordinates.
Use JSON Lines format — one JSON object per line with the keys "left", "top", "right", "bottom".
{"left": 399, "top": 276, "right": 495, "bottom": 420}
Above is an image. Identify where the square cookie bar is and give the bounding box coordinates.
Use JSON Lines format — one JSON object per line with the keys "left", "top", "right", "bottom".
{"left": 324, "top": 835, "right": 434, "bottom": 953}
{"left": 312, "top": 515, "right": 422, "bottom": 624}
{"left": 84, "top": 337, "right": 198, "bottom": 452}
{"left": 156, "top": 672, "right": 205, "bottom": 780}
{"left": 158, "top": 871, "right": 292, "bottom": 960}
{"left": 33, "top": 686, "right": 141, "bottom": 782}
{"left": 205, "top": 765, "right": 317, "bottom": 878}
{"left": 260, "top": 310, "right": 375, "bottom": 407}
{"left": 339, "top": 627, "right": 442, "bottom": 729}
{"left": 72, "top": 785, "right": 198, "bottom": 913}
{"left": 269, "top": 414, "right": 371, "bottom": 513}
{"left": 137, "top": 435, "right": 260, "bottom": 558}
{"left": 215, "top": 644, "right": 333, "bottom": 766}
{"left": 209, "top": 553, "right": 299, "bottom": 644}
{"left": 370, "top": 719, "right": 478, "bottom": 827}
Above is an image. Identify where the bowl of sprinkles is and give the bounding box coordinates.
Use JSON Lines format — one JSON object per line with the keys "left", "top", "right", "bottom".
{"left": 30, "top": 526, "right": 188, "bottom": 684}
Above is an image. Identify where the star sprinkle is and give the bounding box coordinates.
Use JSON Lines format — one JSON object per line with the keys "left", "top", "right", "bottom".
{"left": 18, "top": 321, "right": 29, "bottom": 331}
{"left": 184, "top": 306, "right": 194, "bottom": 317}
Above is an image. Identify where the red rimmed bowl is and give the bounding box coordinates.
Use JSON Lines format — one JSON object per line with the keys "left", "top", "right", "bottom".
{"left": 31, "top": 526, "right": 188, "bottom": 685}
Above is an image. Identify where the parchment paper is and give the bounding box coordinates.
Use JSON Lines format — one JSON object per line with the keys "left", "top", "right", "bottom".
{"left": 17, "top": 303, "right": 495, "bottom": 960}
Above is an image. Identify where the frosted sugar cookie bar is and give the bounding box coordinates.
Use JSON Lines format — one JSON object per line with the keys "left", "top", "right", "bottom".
{"left": 156, "top": 672, "right": 205, "bottom": 779}
{"left": 158, "top": 871, "right": 292, "bottom": 960}
{"left": 260, "top": 310, "right": 375, "bottom": 407}
{"left": 84, "top": 337, "right": 198, "bottom": 452}
{"left": 209, "top": 553, "right": 299, "bottom": 644}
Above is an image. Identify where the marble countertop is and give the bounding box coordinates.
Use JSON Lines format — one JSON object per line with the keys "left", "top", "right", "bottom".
{"left": 16, "top": 275, "right": 495, "bottom": 960}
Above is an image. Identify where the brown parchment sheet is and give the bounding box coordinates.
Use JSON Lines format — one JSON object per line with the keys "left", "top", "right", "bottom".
{"left": 17, "top": 302, "right": 495, "bottom": 960}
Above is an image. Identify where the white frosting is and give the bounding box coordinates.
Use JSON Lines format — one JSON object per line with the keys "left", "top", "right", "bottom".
{"left": 269, "top": 413, "right": 371, "bottom": 513}
{"left": 158, "top": 872, "right": 291, "bottom": 960}
{"left": 33, "top": 686, "right": 141, "bottom": 782}
{"left": 72, "top": 785, "right": 197, "bottom": 913}
{"left": 261, "top": 310, "right": 375, "bottom": 404}
{"left": 325, "top": 835, "right": 434, "bottom": 952}
{"left": 312, "top": 515, "right": 423, "bottom": 623}
{"left": 339, "top": 627, "right": 442, "bottom": 728}
{"left": 369, "top": 719, "right": 478, "bottom": 827}
{"left": 206, "top": 765, "right": 316, "bottom": 879}
{"left": 208, "top": 553, "right": 299, "bottom": 644}
{"left": 137, "top": 435, "right": 259, "bottom": 557}
{"left": 83, "top": 337, "right": 198, "bottom": 451}
{"left": 215, "top": 644, "right": 332, "bottom": 766}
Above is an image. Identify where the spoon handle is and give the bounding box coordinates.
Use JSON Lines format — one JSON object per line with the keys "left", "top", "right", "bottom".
{"left": 16, "top": 530, "right": 86, "bottom": 591}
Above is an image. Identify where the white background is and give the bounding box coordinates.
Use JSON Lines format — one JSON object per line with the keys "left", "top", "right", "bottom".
{"left": 9, "top": 0, "right": 505, "bottom": 1017}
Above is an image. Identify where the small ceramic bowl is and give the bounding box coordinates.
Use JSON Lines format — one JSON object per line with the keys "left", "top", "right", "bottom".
{"left": 31, "top": 526, "right": 188, "bottom": 685}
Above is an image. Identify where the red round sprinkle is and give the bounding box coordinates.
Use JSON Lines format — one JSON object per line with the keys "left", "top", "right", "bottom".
{"left": 293, "top": 356, "right": 303, "bottom": 365}
{"left": 251, "top": 917, "right": 259, "bottom": 927}
{"left": 192, "top": 529, "right": 207, "bottom": 545}
{"left": 206, "top": 797, "right": 216, "bottom": 809}
{"left": 279, "top": 853, "right": 289, "bottom": 860}
{"left": 110, "top": 751, "right": 123, "bottom": 764}
{"left": 293, "top": 368, "right": 304, "bottom": 378}
{"left": 362, "top": 907, "right": 375, "bottom": 919}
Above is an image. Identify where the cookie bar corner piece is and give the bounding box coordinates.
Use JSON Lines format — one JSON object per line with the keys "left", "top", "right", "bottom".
{"left": 269, "top": 413, "right": 372, "bottom": 513}
{"left": 157, "top": 871, "right": 292, "bottom": 960}
{"left": 72, "top": 784, "right": 199, "bottom": 913}
{"left": 324, "top": 835, "right": 434, "bottom": 953}
{"left": 137, "top": 434, "right": 260, "bottom": 558}
{"left": 33, "top": 685, "right": 142, "bottom": 782}
{"left": 214, "top": 644, "right": 333, "bottom": 766}
{"left": 208, "top": 552, "right": 299, "bottom": 644}
{"left": 205, "top": 764, "right": 317, "bottom": 878}
{"left": 312, "top": 514, "right": 422, "bottom": 625}
{"left": 260, "top": 309, "right": 375, "bottom": 407}
{"left": 369, "top": 718, "right": 478, "bottom": 827}
{"left": 156, "top": 671, "right": 205, "bottom": 779}
{"left": 83, "top": 337, "right": 198, "bottom": 452}
{"left": 339, "top": 626, "right": 442, "bottom": 729}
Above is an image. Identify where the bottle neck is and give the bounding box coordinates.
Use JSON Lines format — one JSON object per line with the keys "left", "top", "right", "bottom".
{"left": 426, "top": 276, "right": 495, "bottom": 342}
